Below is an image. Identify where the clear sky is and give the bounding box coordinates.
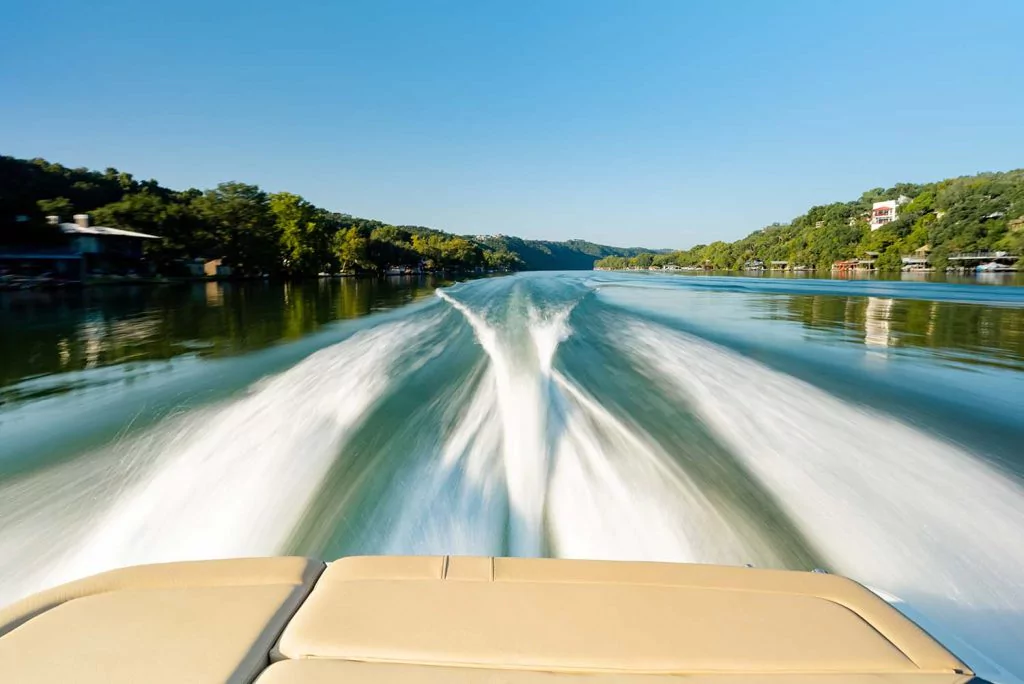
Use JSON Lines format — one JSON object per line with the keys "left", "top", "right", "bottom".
{"left": 2, "top": 0, "right": 1022, "bottom": 248}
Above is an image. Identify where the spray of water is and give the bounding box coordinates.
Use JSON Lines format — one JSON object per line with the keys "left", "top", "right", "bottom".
{"left": 435, "top": 287, "right": 775, "bottom": 566}
{"left": 366, "top": 364, "right": 509, "bottom": 556}
{"left": 2, "top": 276, "right": 1022, "bottom": 680}
{"left": 0, "top": 317, "right": 433, "bottom": 606}
{"left": 436, "top": 288, "right": 573, "bottom": 555}
{"left": 619, "top": 319, "right": 1024, "bottom": 676}
{"left": 546, "top": 371, "right": 782, "bottom": 566}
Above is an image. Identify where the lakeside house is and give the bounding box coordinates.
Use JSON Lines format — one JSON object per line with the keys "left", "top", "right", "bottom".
{"left": 0, "top": 214, "right": 160, "bottom": 283}
{"left": 857, "top": 251, "right": 880, "bottom": 270}
{"left": 203, "top": 258, "right": 233, "bottom": 277}
{"left": 178, "top": 257, "right": 235, "bottom": 277}
{"left": 947, "top": 251, "right": 1019, "bottom": 272}
{"left": 901, "top": 245, "right": 932, "bottom": 272}
{"left": 384, "top": 263, "right": 425, "bottom": 275}
{"left": 870, "top": 196, "right": 910, "bottom": 231}
{"left": 56, "top": 215, "right": 160, "bottom": 273}
{"left": 0, "top": 248, "right": 84, "bottom": 282}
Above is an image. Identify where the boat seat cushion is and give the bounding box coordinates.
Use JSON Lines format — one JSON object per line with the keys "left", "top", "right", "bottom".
{"left": 0, "top": 557, "right": 324, "bottom": 684}
{"left": 275, "top": 556, "right": 966, "bottom": 675}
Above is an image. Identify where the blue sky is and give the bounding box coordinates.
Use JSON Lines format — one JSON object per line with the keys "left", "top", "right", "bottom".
{"left": 2, "top": 0, "right": 1022, "bottom": 248}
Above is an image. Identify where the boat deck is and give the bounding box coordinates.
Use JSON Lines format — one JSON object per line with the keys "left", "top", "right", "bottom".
{"left": 0, "top": 555, "right": 974, "bottom": 683}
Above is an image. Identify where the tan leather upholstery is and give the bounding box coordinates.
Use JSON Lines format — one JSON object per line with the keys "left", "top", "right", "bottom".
{"left": 0, "top": 557, "right": 324, "bottom": 684}
{"left": 0, "top": 555, "right": 972, "bottom": 683}
{"left": 255, "top": 660, "right": 975, "bottom": 684}
{"left": 277, "top": 556, "right": 968, "bottom": 676}
{"left": 0, "top": 555, "right": 323, "bottom": 638}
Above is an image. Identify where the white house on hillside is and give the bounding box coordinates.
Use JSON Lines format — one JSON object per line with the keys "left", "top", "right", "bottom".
{"left": 870, "top": 195, "right": 911, "bottom": 231}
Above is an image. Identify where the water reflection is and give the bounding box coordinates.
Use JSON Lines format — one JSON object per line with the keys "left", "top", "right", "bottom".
{"left": 0, "top": 276, "right": 452, "bottom": 394}
{"left": 771, "top": 293, "right": 1024, "bottom": 370}
{"left": 864, "top": 297, "right": 894, "bottom": 349}
{"left": 204, "top": 282, "right": 223, "bottom": 308}
{"left": 737, "top": 269, "right": 1024, "bottom": 287}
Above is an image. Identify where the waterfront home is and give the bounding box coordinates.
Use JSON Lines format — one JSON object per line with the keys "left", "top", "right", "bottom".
{"left": 870, "top": 196, "right": 910, "bottom": 231}
{"left": 857, "top": 252, "right": 879, "bottom": 270}
{"left": 52, "top": 214, "right": 160, "bottom": 274}
{"left": 204, "top": 258, "right": 233, "bottom": 277}
{"left": 0, "top": 215, "right": 160, "bottom": 282}
{"left": 947, "top": 251, "right": 1019, "bottom": 271}
{"left": 385, "top": 264, "right": 422, "bottom": 275}
{"left": 901, "top": 245, "right": 932, "bottom": 272}
{"left": 0, "top": 248, "right": 84, "bottom": 283}
{"left": 832, "top": 259, "right": 858, "bottom": 272}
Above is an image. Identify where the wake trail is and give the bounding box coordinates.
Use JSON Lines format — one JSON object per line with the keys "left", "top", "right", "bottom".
{"left": 619, "top": 319, "right": 1024, "bottom": 677}
{"left": 0, "top": 317, "right": 434, "bottom": 607}
{"left": 437, "top": 284, "right": 774, "bottom": 567}
{"left": 546, "top": 370, "right": 783, "bottom": 566}
{"left": 365, "top": 364, "right": 509, "bottom": 556}
{"left": 436, "top": 287, "right": 573, "bottom": 555}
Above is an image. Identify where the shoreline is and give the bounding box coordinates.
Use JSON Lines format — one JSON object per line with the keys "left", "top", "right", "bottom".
{"left": 0, "top": 270, "right": 513, "bottom": 292}
{"left": 592, "top": 267, "right": 1024, "bottom": 286}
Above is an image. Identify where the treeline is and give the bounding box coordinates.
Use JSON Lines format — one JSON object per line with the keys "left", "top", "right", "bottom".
{"left": 0, "top": 156, "right": 523, "bottom": 276}
{"left": 596, "top": 170, "right": 1024, "bottom": 272}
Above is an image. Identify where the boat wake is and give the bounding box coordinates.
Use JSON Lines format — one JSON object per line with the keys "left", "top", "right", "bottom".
{"left": 0, "top": 316, "right": 440, "bottom": 604}
{"left": 1, "top": 274, "right": 1022, "bottom": 678}
{"left": 615, "top": 317, "right": 1024, "bottom": 677}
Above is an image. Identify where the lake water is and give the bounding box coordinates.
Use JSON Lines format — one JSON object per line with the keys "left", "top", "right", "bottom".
{"left": 1, "top": 273, "right": 1023, "bottom": 678}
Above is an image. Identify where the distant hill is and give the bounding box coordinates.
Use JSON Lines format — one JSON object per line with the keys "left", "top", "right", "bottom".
{"left": 471, "top": 235, "right": 665, "bottom": 270}
{"left": 596, "top": 169, "right": 1024, "bottom": 272}
{"left": 1, "top": 154, "right": 667, "bottom": 275}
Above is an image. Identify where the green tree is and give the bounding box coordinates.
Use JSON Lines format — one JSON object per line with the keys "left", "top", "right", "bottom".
{"left": 484, "top": 249, "right": 523, "bottom": 270}
{"left": 36, "top": 197, "right": 74, "bottom": 218}
{"left": 270, "top": 192, "right": 334, "bottom": 276}
{"left": 191, "top": 182, "right": 278, "bottom": 275}
{"left": 634, "top": 253, "right": 654, "bottom": 269}
{"left": 90, "top": 191, "right": 200, "bottom": 268}
{"left": 334, "top": 227, "right": 368, "bottom": 272}
{"left": 875, "top": 245, "right": 903, "bottom": 272}
{"left": 92, "top": 191, "right": 171, "bottom": 235}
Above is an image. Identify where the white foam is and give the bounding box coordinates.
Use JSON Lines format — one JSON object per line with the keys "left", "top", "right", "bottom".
{"left": 0, "top": 318, "right": 431, "bottom": 606}
{"left": 436, "top": 289, "right": 575, "bottom": 556}
{"left": 546, "top": 371, "right": 782, "bottom": 566}
{"left": 437, "top": 287, "right": 777, "bottom": 567}
{"left": 372, "top": 366, "right": 508, "bottom": 556}
{"left": 621, "top": 321, "right": 1024, "bottom": 676}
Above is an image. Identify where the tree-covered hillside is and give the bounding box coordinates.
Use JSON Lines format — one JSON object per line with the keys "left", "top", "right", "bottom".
{"left": 473, "top": 235, "right": 661, "bottom": 271}
{"left": 596, "top": 170, "right": 1024, "bottom": 272}
{"left": 0, "top": 156, "right": 653, "bottom": 275}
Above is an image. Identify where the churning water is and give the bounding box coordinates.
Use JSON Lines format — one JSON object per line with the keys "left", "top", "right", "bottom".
{"left": 1, "top": 273, "right": 1023, "bottom": 678}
